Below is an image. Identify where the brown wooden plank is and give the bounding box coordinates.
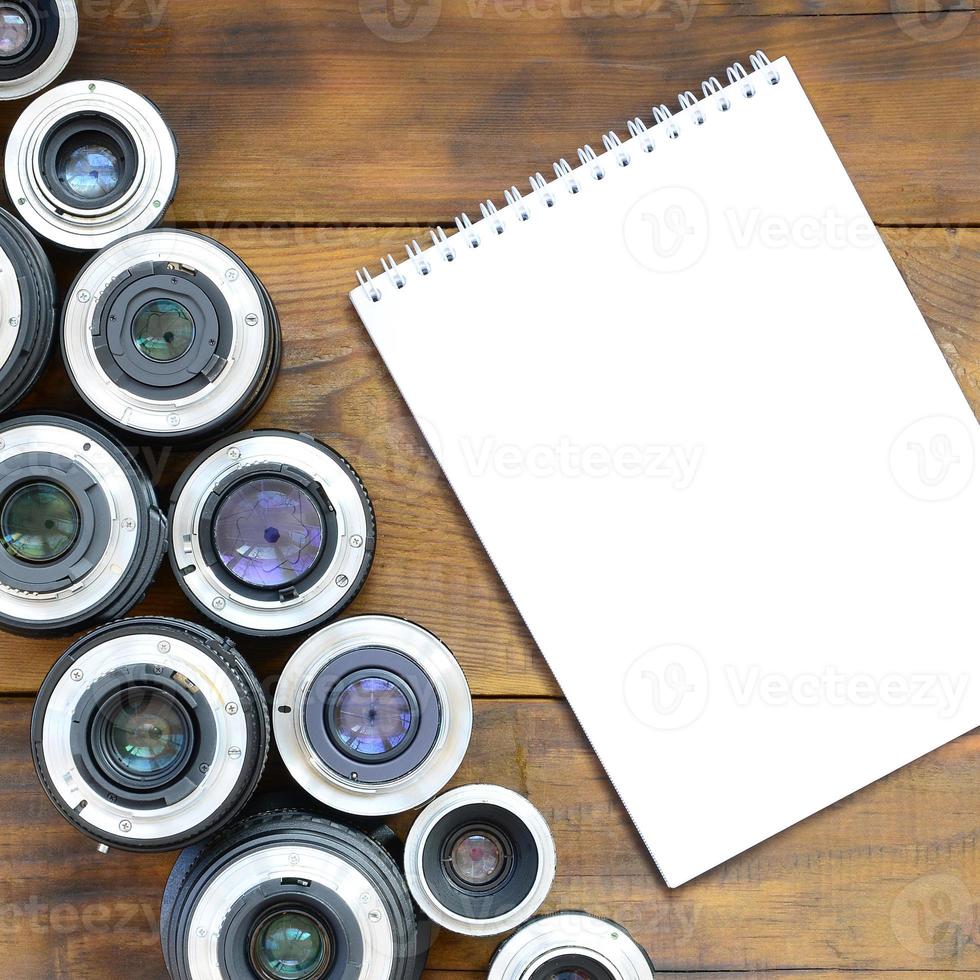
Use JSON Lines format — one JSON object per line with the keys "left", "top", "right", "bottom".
{"left": 0, "top": 3, "right": 976, "bottom": 225}
{"left": 2, "top": 225, "right": 979, "bottom": 694}
{"left": 1, "top": 697, "right": 977, "bottom": 975}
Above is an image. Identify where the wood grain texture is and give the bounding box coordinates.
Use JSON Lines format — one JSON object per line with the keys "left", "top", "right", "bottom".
{"left": 0, "top": 2, "right": 977, "bottom": 226}
{"left": 2, "top": 226, "right": 978, "bottom": 695}
{"left": 1, "top": 698, "right": 977, "bottom": 976}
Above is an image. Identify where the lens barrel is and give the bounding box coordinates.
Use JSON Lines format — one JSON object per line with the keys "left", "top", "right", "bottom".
{"left": 169, "top": 430, "right": 376, "bottom": 637}
{"left": 404, "top": 784, "right": 557, "bottom": 937}
{"left": 161, "top": 809, "right": 430, "bottom": 980}
{"left": 0, "top": 413, "right": 166, "bottom": 636}
{"left": 275, "top": 615, "right": 472, "bottom": 817}
{"left": 62, "top": 230, "right": 281, "bottom": 442}
{"left": 5, "top": 79, "right": 178, "bottom": 251}
{"left": 0, "top": 208, "right": 57, "bottom": 414}
{"left": 488, "top": 912, "right": 656, "bottom": 980}
{"left": 32, "top": 617, "right": 269, "bottom": 852}
{"left": 0, "top": 0, "right": 77, "bottom": 102}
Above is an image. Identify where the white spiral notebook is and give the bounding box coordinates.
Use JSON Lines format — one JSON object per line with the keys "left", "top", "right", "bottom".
{"left": 350, "top": 53, "right": 980, "bottom": 887}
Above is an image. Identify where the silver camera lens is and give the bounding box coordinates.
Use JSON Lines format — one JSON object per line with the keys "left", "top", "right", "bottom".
{"left": 489, "top": 913, "right": 655, "bottom": 980}
{"left": 160, "top": 809, "right": 430, "bottom": 980}
{"left": 404, "top": 784, "right": 557, "bottom": 937}
{"left": 5, "top": 78, "right": 178, "bottom": 251}
{"left": 274, "top": 615, "right": 472, "bottom": 817}
{"left": 0, "top": 413, "right": 166, "bottom": 636}
{"left": 62, "top": 230, "right": 281, "bottom": 442}
{"left": 0, "top": 0, "right": 77, "bottom": 102}
{"left": 169, "top": 431, "right": 376, "bottom": 637}
{"left": 0, "top": 207, "right": 57, "bottom": 413}
{"left": 31, "top": 617, "right": 269, "bottom": 852}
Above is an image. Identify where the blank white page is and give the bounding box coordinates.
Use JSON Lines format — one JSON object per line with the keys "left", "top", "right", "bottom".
{"left": 351, "top": 56, "right": 980, "bottom": 887}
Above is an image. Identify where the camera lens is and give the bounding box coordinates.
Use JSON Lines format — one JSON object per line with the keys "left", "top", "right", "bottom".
{"left": 274, "top": 615, "right": 472, "bottom": 816}
{"left": 160, "top": 810, "right": 430, "bottom": 980}
{"left": 0, "top": 414, "right": 166, "bottom": 636}
{"left": 32, "top": 617, "right": 269, "bottom": 852}
{"left": 0, "top": 209, "right": 57, "bottom": 415}
{"left": 170, "top": 431, "right": 375, "bottom": 636}
{"left": 404, "top": 785, "right": 556, "bottom": 937}
{"left": 0, "top": 0, "right": 76, "bottom": 102}
{"left": 5, "top": 79, "right": 178, "bottom": 251}
{"left": 62, "top": 230, "right": 281, "bottom": 442}
{"left": 488, "top": 912, "right": 655, "bottom": 980}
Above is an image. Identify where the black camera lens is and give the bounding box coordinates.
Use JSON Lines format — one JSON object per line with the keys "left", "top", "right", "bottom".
{"left": 0, "top": 0, "right": 76, "bottom": 102}
{"left": 5, "top": 79, "right": 178, "bottom": 251}
{"left": 0, "top": 208, "right": 57, "bottom": 415}
{"left": 404, "top": 785, "right": 556, "bottom": 937}
{"left": 32, "top": 617, "right": 270, "bottom": 852}
{"left": 160, "top": 810, "right": 430, "bottom": 980}
{"left": 62, "top": 230, "right": 281, "bottom": 442}
{"left": 488, "top": 912, "right": 655, "bottom": 980}
{"left": 0, "top": 414, "right": 166, "bottom": 636}
{"left": 274, "top": 616, "right": 472, "bottom": 817}
{"left": 170, "top": 431, "right": 375, "bottom": 637}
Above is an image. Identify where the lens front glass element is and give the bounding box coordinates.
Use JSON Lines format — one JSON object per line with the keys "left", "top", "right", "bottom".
{"left": 212, "top": 477, "right": 325, "bottom": 590}
{"left": 250, "top": 909, "right": 330, "bottom": 980}
{"left": 448, "top": 828, "right": 507, "bottom": 888}
{"left": 57, "top": 133, "right": 125, "bottom": 202}
{"left": 0, "top": 4, "right": 32, "bottom": 58}
{"left": 132, "top": 298, "right": 196, "bottom": 362}
{"left": 1, "top": 482, "right": 80, "bottom": 563}
{"left": 102, "top": 687, "right": 190, "bottom": 780}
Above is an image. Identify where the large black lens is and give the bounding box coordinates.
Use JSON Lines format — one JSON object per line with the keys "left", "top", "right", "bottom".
{"left": 99, "top": 686, "right": 191, "bottom": 781}
{"left": 250, "top": 909, "right": 331, "bottom": 980}
{"left": 211, "top": 476, "right": 325, "bottom": 590}
{"left": 0, "top": 4, "right": 33, "bottom": 58}
{"left": 1, "top": 481, "right": 79, "bottom": 562}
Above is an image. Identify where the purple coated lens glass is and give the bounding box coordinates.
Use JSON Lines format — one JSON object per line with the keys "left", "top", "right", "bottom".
{"left": 212, "top": 476, "right": 324, "bottom": 589}
{"left": 331, "top": 677, "right": 413, "bottom": 756}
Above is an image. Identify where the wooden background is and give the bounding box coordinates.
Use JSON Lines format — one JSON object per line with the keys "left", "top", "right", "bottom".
{"left": 0, "top": 0, "right": 978, "bottom": 976}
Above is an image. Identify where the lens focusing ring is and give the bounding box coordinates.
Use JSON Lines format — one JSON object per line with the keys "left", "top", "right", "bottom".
{"left": 0, "top": 208, "right": 57, "bottom": 414}
{"left": 275, "top": 615, "right": 472, "bottom": 816}
{"left": 5, "top": 79, "right": 178, "bottom": 251}
{"left": 31, "top": 617, "right": 269, "bottom": 851}
{"left": 0, "top": 0, "right": 77, "bottom": 102}
{"left": 488, "top": 913, "right": 655, "bottom": 980}
{"left": 405, "top": 785, "right": 557, "bottom": 937}
{"left": 170, "top": 431, "right": 376, "bottom": 637}
{"left": 160, "top": 809, "right": 428, "bottom": 980}
{"left": 0, "top": 414, "right": 166, "bottom": 636}
{"left": 62, "top": 230, "right": 281, "bottom": 441}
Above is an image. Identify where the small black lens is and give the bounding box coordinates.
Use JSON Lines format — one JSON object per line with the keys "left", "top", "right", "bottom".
{"left": 250, "top": 909, "right": 331, "bottom": 980}
{"left": 1, "top": 481, "right": 79, "bottom": 563}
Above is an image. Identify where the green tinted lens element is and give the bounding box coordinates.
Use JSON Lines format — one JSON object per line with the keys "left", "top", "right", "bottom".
{"left": 250, "top": 910, "right": 330, "bottom": 980}
{"left": 1, "top": 482, "right": 80, "bottom": 563}
{"left": 106, "top": 688, "right": 189, "bottom": 778}
{"left": 132, "top": 298, "right": 196, "bottom": 362}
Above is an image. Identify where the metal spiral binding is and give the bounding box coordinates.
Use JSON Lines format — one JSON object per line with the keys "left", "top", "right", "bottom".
{"left": 356, "top": 50, "right": 780, "bottom": 303}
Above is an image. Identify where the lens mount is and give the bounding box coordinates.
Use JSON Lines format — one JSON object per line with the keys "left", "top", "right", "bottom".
{"left": 169, "top": 431, "right": 375, "bottom": 637}
{"left": 274, "top": 615, "right": 472, "bottom": 816}
{"left": 0, "top": 413, "right": 166, "bottom": 636}
{"left": 405, "top": 785, "right": 556, "bottom": 937}
{"left": 31, "top": 617, "right": 269, "bottom": 851}
{"left": 62, "top": 230, "right": 281, "bottom": 441}
{"left": 0, "top": 208, "right": 57, "bottom": 414}
{"left": 5, "top": 79, "right": 178, "bottom": 251}
{"left": 488, "top": 913, "right": 655, "bottom": 980}
{"left": 0, "top": 0, "right": 77, "bottom": 102}
{"left": 160, "top": 809, "right": 429, "bottom": 980}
